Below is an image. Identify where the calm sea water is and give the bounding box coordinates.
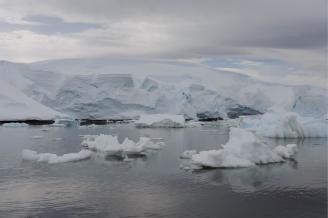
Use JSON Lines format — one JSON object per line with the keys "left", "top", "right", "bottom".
{"left": 0, "top": 124, "right": 326, "bottom": 218}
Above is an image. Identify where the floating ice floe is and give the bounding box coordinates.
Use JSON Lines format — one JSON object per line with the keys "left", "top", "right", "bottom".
{"left": 31, "top": 135, "right": 43, "bottom": 139}
{"left": 82, "top": 134, "right": 165, "bottom": 157}
{"left": 181, "top": 128, "right": 297, "bottom": 169}
{"left": 21, "top": 149, "right": 92, "bottom": 164}
{"left": 1, "top": 122, "right": 29, "bottom": 128}
{"left": 135, "top": 114, "right": 185, "bottom": 128}
{"left": 79, "top": 124, "right": 99, "bottom": 129}
{"left": 242, "top": 111, "right": 328, "bottom": 138}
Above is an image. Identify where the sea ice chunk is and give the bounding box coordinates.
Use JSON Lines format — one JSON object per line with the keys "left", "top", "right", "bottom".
{"left": 31, "top": 135, "right": 43, "bottom": 139}
{"left": 81, "top": 134, "right": 165, "bottom": 157}
{"left": 135, "top": 114, "right": 185, "bottom": 128}
{"left": 1, "top": 122, "right": 28, "bottom": 128}
{"left": 21, "top": 149, "right": 92, "bottom": 164}
{"left": 53, "top": 118, "right": 78, "bottom": 127}
{"left": 180, "top": 150, "right": 197, "bottom": 159}
{"left": 242, "top": 111, "right": 328, "bottom": 138}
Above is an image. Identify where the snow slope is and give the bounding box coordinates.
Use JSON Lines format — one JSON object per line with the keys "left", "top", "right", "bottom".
{"left": 0, "top": 61, "right": 68, "bottom": 121}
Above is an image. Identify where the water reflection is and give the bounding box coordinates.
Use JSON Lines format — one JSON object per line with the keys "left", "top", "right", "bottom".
{"left": 192, "top": 161, "right": 298, "bottom": 193}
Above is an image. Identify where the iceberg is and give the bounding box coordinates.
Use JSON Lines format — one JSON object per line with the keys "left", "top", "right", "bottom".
{"left": 242, "top": 111, "right": 328, "bottom": 138}
{"left": 82, "top": 134, "right": 165, "bottom": 157}
{"left": 21, "top": 149, "right": 92, "bottom": 164}
{"left": 135, "top": 114, "right": 185, "bottom": 128}
{"left": 183, "top": 128, "right": 297, "bottom": 169}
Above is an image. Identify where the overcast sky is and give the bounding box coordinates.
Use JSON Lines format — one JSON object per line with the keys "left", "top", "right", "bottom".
{"left": 0, "top": 0, "right": 326, "bottom": 87}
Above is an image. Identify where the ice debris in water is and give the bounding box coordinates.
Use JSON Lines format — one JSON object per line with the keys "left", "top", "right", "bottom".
{"left": 53, "top": 118, "right": 78, "bottom": 127}
{"left": 180, "top": 150, "right": 197, "bottom": 159}
{"left": 242, "top": 111, "right": 328, "bottom": 138}
{"left": 181, "top": 128, "right": 298, "bottom": 169}
{"left": 135, "top": 114, "right": 185, "bottom": 128}
{"left": 21, "top": 135, "right": 163, "bottom": 164}
{"left": 21, "top": 149, "right": 92, "bottom": 164}
{"left": 31, "top": 135, "right": 43, "bottom": 139}
{"left": 1, "top": 122, "right": 28, "bottom": 128}
{"left": 82, "top": 134, "right": 165, "bottom": 157}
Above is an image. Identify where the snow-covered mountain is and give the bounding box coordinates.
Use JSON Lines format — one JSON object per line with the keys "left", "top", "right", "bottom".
{"left": 0, "top": 58, "right": 326, "bottom": 120}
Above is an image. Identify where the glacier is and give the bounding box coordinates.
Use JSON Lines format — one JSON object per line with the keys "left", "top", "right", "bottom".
{"left": 0, "top": 58, "right": 326, "bottom": 121}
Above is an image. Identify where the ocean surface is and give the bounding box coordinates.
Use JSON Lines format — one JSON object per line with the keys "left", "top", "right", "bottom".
{"left": 0, "top": 124, "right": 326, "bottom": 218}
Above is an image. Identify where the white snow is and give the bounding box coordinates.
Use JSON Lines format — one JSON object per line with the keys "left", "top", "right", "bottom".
{"left": 82, "top": 134, "right": 165, "bottom": 156}
{"left": 184, "top": 128, "right": 297, "bottom": 169}
{"left": 21, "top": 149, "right": 92, "bottom": 164}
{"left": 242, "top": 111, "right": 328, "bottom": 138}
{"left": 135, "top": 114, "right": 185, "bottom": 128}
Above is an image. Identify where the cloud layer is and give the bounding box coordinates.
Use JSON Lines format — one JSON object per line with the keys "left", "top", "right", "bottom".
{"left": 0, "top": 0, "right": 326, "bottom": 87}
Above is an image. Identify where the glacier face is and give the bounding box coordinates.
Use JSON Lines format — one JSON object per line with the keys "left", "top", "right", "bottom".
{"left": 29, "top": 73, "right": 240, "bottom": 119}
{"left": 0, "top": 58, "right": 327, "bottom": 120}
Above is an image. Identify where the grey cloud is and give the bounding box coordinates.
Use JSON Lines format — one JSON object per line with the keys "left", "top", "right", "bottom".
{"left": 0, "top": 0, "right": 326, "bottom": 83}
{"left": 227, "top": 20, "right": 327, "bottom": 49}
{"left": 0, "top": 15, "right": 100, "bottom": 34}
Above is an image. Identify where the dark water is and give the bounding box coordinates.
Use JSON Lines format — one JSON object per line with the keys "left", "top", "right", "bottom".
{"left": 0, "top": 124, "right": 326, "bottom": 218}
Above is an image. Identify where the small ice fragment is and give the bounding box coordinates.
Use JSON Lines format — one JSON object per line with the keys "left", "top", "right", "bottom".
{"left": 21, "top": 149, "right": 92, "bottom": 164}
{"left": 2, "top": 123, "right": 28, "bottom": 128}
{"left": 31, "top": 135, "right": 43, "bottom": 139}
{"left": 135, "top": 114, "right": 185, "bottom": 128}
{"left": 273, "top": 144, "right": 298, "bottom": 158}
{"left": 180, "top": 150, "right": 197, "bottom": 159}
